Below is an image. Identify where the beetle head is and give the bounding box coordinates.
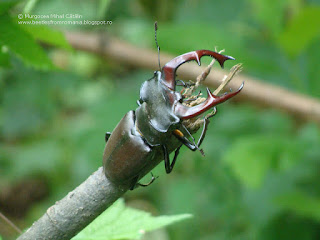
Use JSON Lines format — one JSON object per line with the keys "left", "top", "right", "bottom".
{"left": 136, "top": 50, "right": 243, "bottom": 146}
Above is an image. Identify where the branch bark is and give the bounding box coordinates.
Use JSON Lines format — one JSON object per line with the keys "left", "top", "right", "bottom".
{"left": 64, "top": 31, "right": 320, "bottom": 123}
{"left": 17, "top": 168, "right": 127, "bottom": 240}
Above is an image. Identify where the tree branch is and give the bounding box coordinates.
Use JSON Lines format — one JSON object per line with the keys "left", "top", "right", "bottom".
{"left": 64, "top": 31, "right": 320, "bottom": 123}
{"left": 17, "top": 168, "right": 127, "bottom": 240}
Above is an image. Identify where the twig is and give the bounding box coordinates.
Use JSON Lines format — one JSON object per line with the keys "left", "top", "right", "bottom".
{"left": 64, "top": 31, "right": 320, "bottom": 123}
{"left": 196, "top": 48, "right": 225, "bottom": 89}
{"left": 16, "top": 168, "right": 127, "bottom": 240}
{"left": 213, "top": 63, "right": 242, "bottom": 95}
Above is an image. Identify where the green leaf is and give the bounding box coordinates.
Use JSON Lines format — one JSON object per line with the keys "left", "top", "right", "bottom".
{"left": 20, "top": 24, "right": 72, "bottom": 50}
{"left": 0, "top": 46, "right": 10, "bottom": 67}
{"left": 0, "top": 0, "right": 21, "bottom": 16}
{"left": 0, "top": 14, "right": 53, "bottom": 69}
{"left": 23, "top": 0, "right": 38, "bottom": 13}
{"left": 72, "top": 199, "right": 192, "bottom": 240}
{"left": 7, "top": 141, "right": 61, "bottom": 179}
{"left": 223, "top": 136, "right": 272, "bottom": 189}
{"left": 118, "top": 20, "right": 244, "bottom": 62}
{"left": 158, "top": 22, "right": 244, "bottom": 59}
{"left": 247, "top": 0, "right": 288, "bottom": 37}
{"left": 98, "top": 0, "right": 111, "bottom": 19}
{"left": 223, "top": 136, "right": 302, "bottom": 189}
{"left": 278, "top": 6, "right": 320, "bottom": 57}
{"left": 275, "top": 191, "right": 320, "bottom": 221}
{"left": 305, "top": 37, "right": 320, "bottom": 96}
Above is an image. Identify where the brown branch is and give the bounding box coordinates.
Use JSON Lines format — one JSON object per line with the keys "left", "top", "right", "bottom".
{"left": 64, "top": 31, "right": 320, "bottom": 123}
{"left": 16, "top": 168, "right": 127, "bottom": 240}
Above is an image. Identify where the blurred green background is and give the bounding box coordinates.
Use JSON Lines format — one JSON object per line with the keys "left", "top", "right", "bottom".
{"left": 1, "top": 0, "right": 320, "bottom": 239}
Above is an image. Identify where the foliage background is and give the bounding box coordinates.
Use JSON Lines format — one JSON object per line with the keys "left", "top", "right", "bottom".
{"left": 0, "top": 0, "right": 320, "bottom": 239}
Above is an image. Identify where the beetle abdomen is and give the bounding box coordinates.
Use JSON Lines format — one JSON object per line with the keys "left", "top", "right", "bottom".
{"left": 103, "top": 111, "right": 152, "bottom": 185}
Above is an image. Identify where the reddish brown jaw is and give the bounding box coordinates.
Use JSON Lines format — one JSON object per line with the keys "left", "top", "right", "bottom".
{"left": 161, "top": 50, "right": 234, "bottom": 90}
{"left": 175, "top": 82, "right": 244, "bottom": 120}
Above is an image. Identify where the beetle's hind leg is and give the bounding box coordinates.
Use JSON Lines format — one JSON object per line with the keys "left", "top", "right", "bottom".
{"left": 130, "top": 172, "right": 158, "bottom": 190}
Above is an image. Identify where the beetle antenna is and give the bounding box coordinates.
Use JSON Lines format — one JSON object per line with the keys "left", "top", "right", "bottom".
{"left": 154, "top": 21, "right": 161, "bottom": 71}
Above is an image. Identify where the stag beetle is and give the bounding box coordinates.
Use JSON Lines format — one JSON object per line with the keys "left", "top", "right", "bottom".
{"left": 103, "top": 47, "right": 243, "bottom": 190}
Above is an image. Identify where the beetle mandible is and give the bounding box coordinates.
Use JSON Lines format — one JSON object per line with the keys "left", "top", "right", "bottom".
{"left": 103, "top": 32, "right": 243, "bottom": 190}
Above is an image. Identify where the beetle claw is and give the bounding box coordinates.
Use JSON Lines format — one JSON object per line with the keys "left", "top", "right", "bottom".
{"left": 199, "top": 148, "right": 205, "bottom": 156}
{"left": 161, "top": 50, "right": 235, "bottom": 90}
{"left": 150, "top": 172, "right": 159, "bottom": 180}
{"left": 175, "top": 82, "right": 244, "bottom": 119}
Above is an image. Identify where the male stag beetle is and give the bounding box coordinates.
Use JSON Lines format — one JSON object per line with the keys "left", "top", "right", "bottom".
{"left": 103, "top": 25, "right": 243, "bottom": 190}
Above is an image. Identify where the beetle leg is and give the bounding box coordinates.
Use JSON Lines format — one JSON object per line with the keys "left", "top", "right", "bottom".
{"left": 138, "top": 172, "right": 157, "bottom": 187}
{"left": 181, "top": 124, "right": 198, "bottom": 146}
{"left": 173, "top": 128, "right": 206, "bottom": 156}
{"left": 176, "top": 79, "right": 187, "bottom": 87}
{"left": 173, "top": 130, "right": 198, "bottom": 151}
{"left": 130, "top": 173, "right": 158, "bottom": 190}
{"left": 163, "top": 145, "right": 182, "bottom": 174}
{"left": 105, "top": 132, "right": 111, "bottom": 142}
{"left": 197, "top": 108, "right": 216, "bottom": 147}
{"left": 176, "top": 79, "right": 195, "bottom": 87}
{"left": 130, "top": 177, "right": 139, "bottom": 190}
{"left": 196, "top": 119, "right": 209, "bottom": 148}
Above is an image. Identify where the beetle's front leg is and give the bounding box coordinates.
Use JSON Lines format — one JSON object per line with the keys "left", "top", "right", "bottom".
{"left": 163, "top": 145, "right": 182, "bottom": 174}
{"left": 196, "top": 118, "right": 210, "bottom": 148}
{"left": 172, "top": 130, "right": 198, "bottom": 151}
{"left": 196, "top": 108, "right": 216, "bottom": 147}
{"left": 173, "top": 128, "right": 208, "bottom": 155}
